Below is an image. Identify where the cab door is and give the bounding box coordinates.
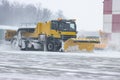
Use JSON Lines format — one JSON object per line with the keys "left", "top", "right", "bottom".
{"left": 50, "top": 21, "right": 61, "bottom": 38}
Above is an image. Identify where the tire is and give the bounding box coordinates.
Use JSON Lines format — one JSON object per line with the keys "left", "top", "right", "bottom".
{"left": 20, "top": 40, "right": 28, "bottom": 51}
{"left": 11, "top": 38, "right": 17, "bottom": 48}
{"left": 55, "top": 41, "right": 62, "bottom": 51}
{"left": 30, "top": 45, "right": 34, "bottom": 51}
{"left": 47, "top": 42, "right": 54, "bottom": 51}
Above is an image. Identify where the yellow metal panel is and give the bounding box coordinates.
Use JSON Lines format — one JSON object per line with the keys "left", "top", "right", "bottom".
{"left": 64, "top": 38, "right": 95, "bottom": 52}
{"left": 95, "top": 43, "right": 107, "bottom": 49}
{"left": 42, "top": 22, "right": 51, "bottom": 36}
{"left": 51, "top": 30, "right": 61, "bottom": 38}
{"left": 61, "top": 32, "right": 76, "bottom": 36}
{"left": 29, "top": 22, "right": 51, "bottom": 38}
{"left": 5, "top": 30, "right": 16, "bottom": 41}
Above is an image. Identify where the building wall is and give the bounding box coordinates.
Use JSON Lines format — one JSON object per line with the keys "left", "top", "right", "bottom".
{"left": 103, "top": 0, "right": 120, "bottom": 50}
{"left": 104, "top": 0, "right": 120, "bottom": 33}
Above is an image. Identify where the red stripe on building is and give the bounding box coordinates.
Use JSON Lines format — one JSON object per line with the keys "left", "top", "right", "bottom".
{"left": 104, "top": 0, "right": 112, "bottom": 14}
{"left": 112, "top": 14, "right": 120, "bottom": 32}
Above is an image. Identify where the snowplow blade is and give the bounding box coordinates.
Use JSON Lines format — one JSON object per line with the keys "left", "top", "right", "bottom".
{"left": 95, "top": 43, "right": 107, "bottom": 50}
{"left": 64, "top": 38, "right": 100, "bottom": 52}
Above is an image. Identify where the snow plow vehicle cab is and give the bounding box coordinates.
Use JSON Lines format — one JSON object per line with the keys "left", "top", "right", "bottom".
{"left": 12, "top": 19, "right": 100, "bottom": 52}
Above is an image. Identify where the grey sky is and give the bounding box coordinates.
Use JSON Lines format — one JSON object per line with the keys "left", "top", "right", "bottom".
{"left": 9, "top": 0, "right": 104, "bottom": 31}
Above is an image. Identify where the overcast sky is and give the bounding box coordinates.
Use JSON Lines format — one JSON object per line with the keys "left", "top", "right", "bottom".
{"left": 9, "top": 0, "right": 104, "bottom": 31}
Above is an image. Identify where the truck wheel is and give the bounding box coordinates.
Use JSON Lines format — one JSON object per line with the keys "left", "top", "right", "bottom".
{"left": 47, "top": 42, "right": 54, "bottom": 51}
{"left": 20, "top": 46, "right": 27, "bottom": 50}
{"left": 20, "top": 41, "right": 28, "bottom": 51}
{"left": 30, "top": 45, "right": 34, "bottom": 50}
{"left": 11, "top": 38, "right": 17, "bottom": 48}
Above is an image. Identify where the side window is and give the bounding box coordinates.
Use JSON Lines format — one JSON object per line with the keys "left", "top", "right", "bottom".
{"left": 70, "top": 23, "right": 75, "bottom": 30}
{"left": 59, "top": 22, "right": 65, "bottom": 31}
{"left": 51, "top": 21, "right": 58, "bottom": 30}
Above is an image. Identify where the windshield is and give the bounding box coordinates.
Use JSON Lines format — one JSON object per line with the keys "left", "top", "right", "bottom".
{"left": 18, "top": 28, "right": 35, "bottom": 33}
{"left": 59, "top": 22, "right": 76, "bottom": 31}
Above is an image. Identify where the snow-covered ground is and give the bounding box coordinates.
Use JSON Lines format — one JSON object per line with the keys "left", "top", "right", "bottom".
{"left": 0, "top": 43, "right": 120, "bottom": 80}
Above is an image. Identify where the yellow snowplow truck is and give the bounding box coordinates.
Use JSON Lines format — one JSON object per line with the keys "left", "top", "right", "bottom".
{"left": 11, "top": 19, "right": 100, "bottom": 51}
